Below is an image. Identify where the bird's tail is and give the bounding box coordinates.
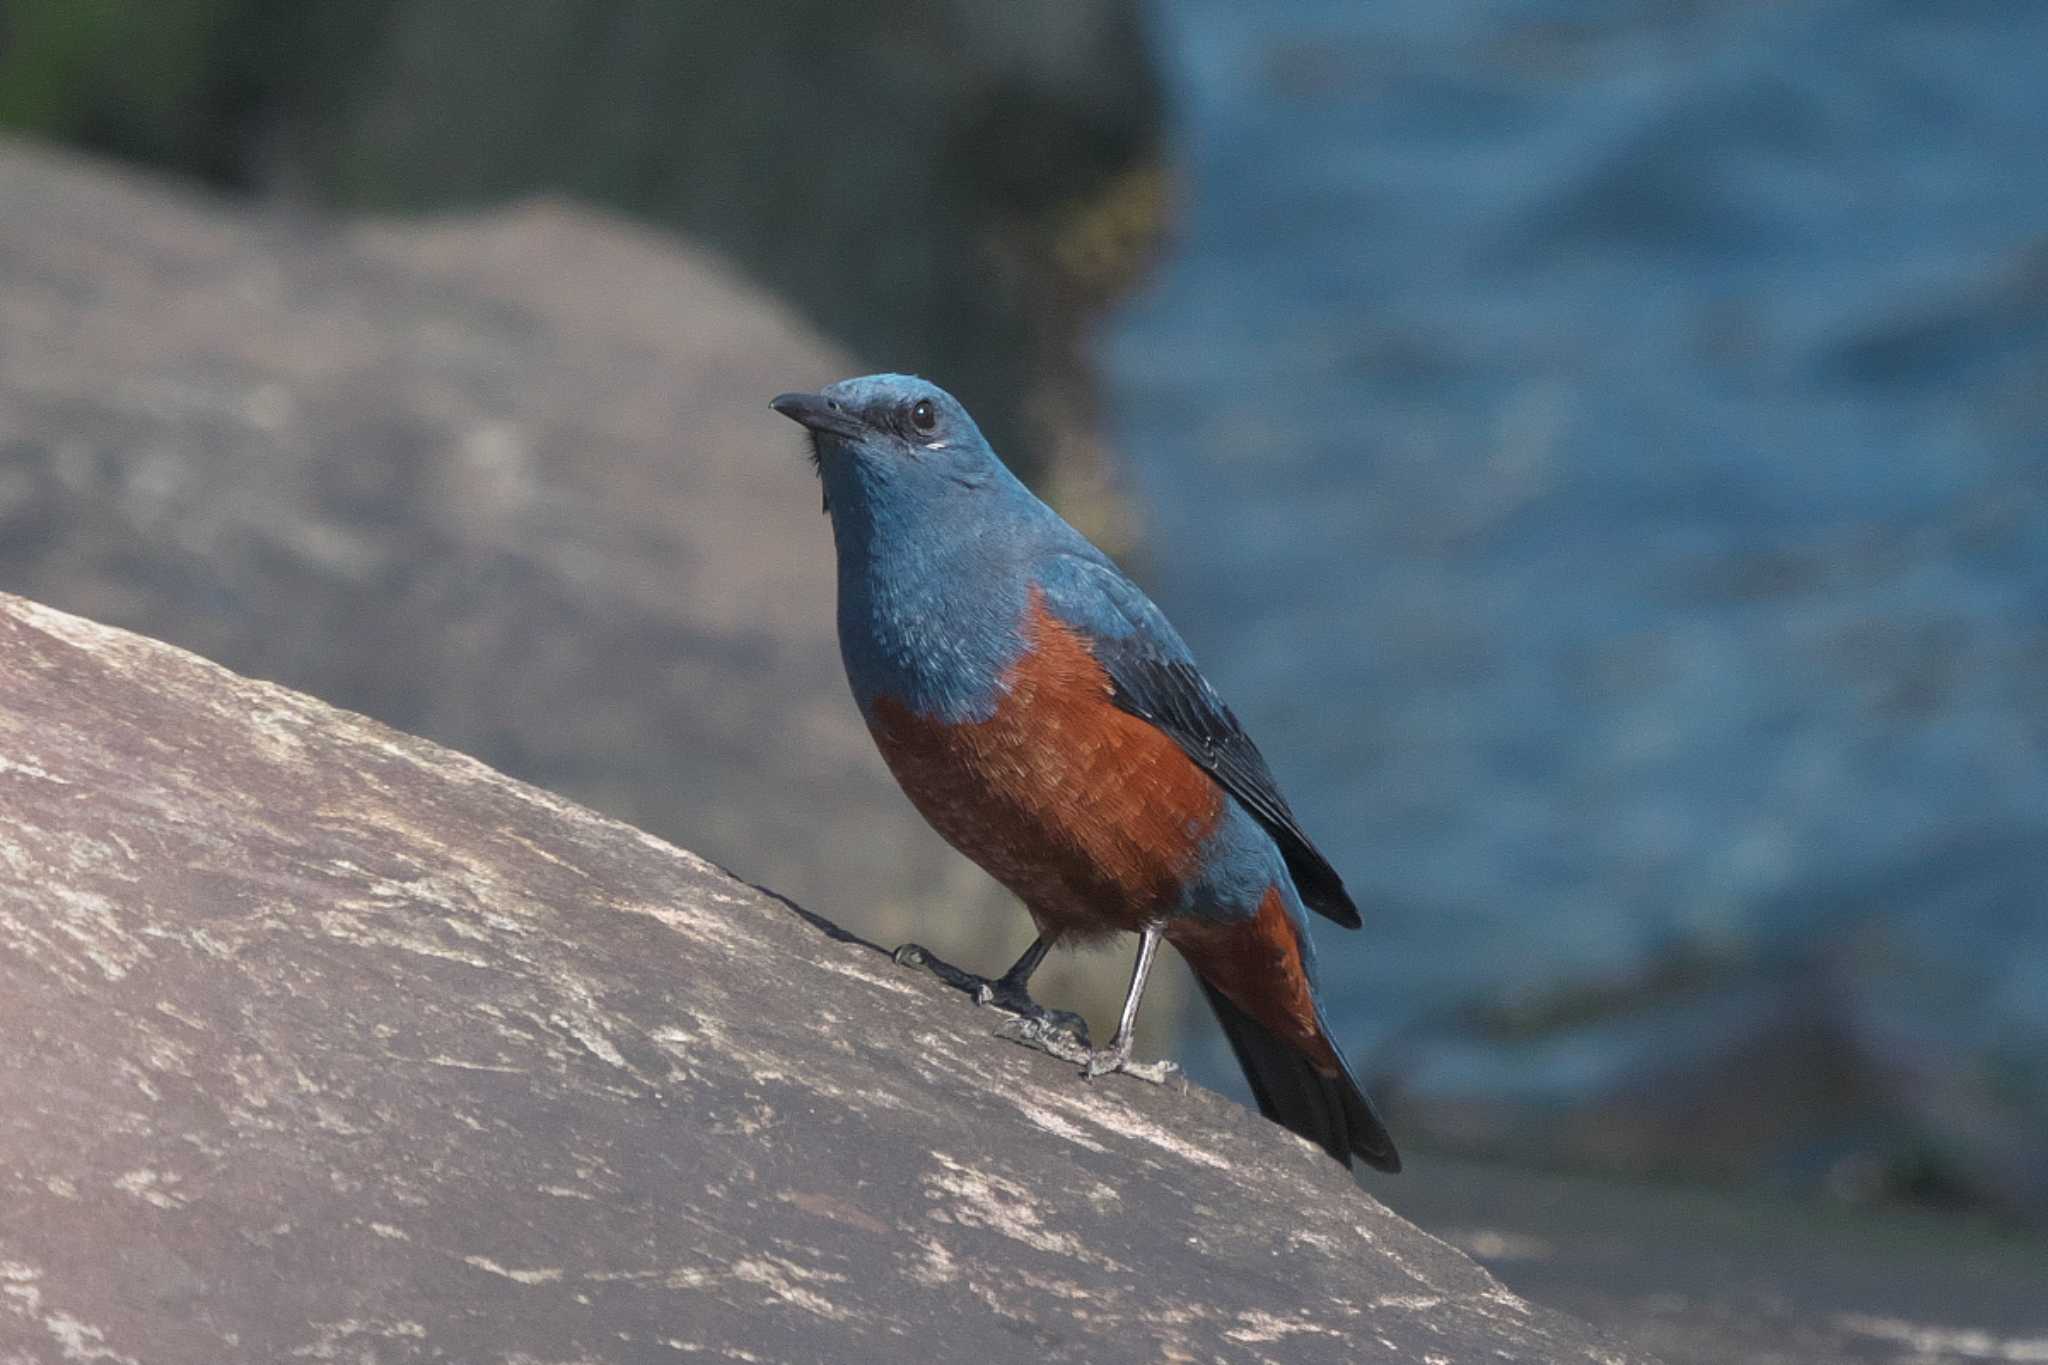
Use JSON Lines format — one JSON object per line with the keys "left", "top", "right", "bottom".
{"left": 1197, "top": 978, "right": 1401, "bottom": 1173}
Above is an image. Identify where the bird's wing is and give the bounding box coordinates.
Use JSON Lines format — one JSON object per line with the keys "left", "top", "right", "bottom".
{"left": 1036, "top": 554, "right": 1362, "bottom": 930}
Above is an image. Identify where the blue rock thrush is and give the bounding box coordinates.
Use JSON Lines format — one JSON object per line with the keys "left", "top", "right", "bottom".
{"left": 771, "top": 374, "right": 1399, "bottom": 1172}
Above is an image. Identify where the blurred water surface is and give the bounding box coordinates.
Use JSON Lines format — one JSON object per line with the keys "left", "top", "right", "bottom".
{"left": 1110, "top": 0, "right": 2048, "bottom": 1202}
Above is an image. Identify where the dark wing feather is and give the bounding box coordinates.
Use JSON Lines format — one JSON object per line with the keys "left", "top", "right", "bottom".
{"left": 1041, "top": 555, "right": 1362, "bottom": 930}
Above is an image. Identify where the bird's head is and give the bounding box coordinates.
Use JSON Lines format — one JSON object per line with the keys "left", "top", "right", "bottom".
{"left": 770, "top": 374, "right": 1002, "bottom": 520}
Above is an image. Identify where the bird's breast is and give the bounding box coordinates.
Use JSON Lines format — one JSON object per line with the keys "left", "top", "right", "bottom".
{"left": 866, "top": 591, "right": 1228, "bottom": 936}
{"left": 835, "top": 538, "right": 1034, "bottom": 726}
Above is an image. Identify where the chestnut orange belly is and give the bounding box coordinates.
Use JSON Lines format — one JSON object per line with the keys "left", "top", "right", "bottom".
{"left": 865, "top": 596, "right": 1226, "bottom": 939}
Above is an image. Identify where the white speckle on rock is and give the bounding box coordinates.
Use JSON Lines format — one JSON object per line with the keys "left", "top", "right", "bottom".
{"left": 811, "top": 957, "right": 923, "bottom": 997}
{"left": 118, "top": 1060, "right": 161, "bottom": 1102}
{"left": 49, "top": 887, "right": 146, "bottom": 981}
{"left": 1482, "top": 1285, "right": 1535, "bottom": 1316}
{"left": 1225, "top": 1309, "right": 1343, "bottom": 1344}
{"left": 287, "top": 1317, "right": 428, "bottom": 1360}
{"left": 1082, "top": 1181, "right": 1122, "bottom": 1211}
{"left": 903, "top": 1236, "right": 958, "bottom": 1288}
{"left": 1003, "top": 1097, "right": 1110, "bottom": 1153}
{"left": 540, "top": 1184, "right": 598, "bottom": 1201}
{"left": 0, "top": 754, "right": 70, "bottom": 784}
{"left": 1031, "top": 1087, "right": 1233, "bottom": 1171}
{"left": 622, "top": 897, "right": 757, "bottom": 957}
{"left": 312, "top": 909, "right": 494, "bottom": 969}
{"left": 422, "top": 1054, "right": 526, "bottom": 1074}
{"left": 463, "top": 1256, "right": 562, "bottom": 1285}
{"left": 922, "top": 1153, "right": 1120, "bottom": 1269}
{"left": 112, "top": 1168, "right": 187, "bottom": 1209}
{"left": 731, "top": 1257, "right": 854, "bottom": 1322}
{"left": 42, "top": 1311, "right": 140, "bottom": 1365}
{"left": 1287, "top": 1228, "right": 1339, "bottom": 1257}
{"left": 548, "top": 1009, "right": 634, "bottom": 1075}
{"left": 1, "top": 1261, "right": 42, "bottom": 1314}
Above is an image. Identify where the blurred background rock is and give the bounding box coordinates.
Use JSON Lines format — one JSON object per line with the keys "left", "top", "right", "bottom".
{"left": 2, "top": 0, "right": 2046, "bottom": 1306}
{"left": 0, "top": 0, "right": 1168, "bottom": 537}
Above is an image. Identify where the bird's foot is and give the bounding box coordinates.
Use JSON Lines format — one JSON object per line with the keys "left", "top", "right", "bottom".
{"left": 993, "top": 1017, "right": 1177, "bottom": 1085}
{"left": 892, "top": 943, "right": 1092, "bottom": 1047}
{"left": 1081, "top": 1035, "right": 1181, "bottom": 1087}
{"left": 993, "top": 1013, "right": 1097, "bottom": 1066}
{"left": 973, "top": 981, "right": 1093, "bottom": 1047}
{"left": 891, "top": 941, "right": 983, "bottom": 992}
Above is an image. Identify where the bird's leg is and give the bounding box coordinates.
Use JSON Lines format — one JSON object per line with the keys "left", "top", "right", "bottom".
{"left": 893, "top": 934, "right": 1091, "bottom": 1046}
{"left": 1082, "top": 924, "right": 1180, "bottom": 1086}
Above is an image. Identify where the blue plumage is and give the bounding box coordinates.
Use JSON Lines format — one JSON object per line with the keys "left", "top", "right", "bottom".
{"left": 812, "top": 375, "right": 1066, "bottom": 724}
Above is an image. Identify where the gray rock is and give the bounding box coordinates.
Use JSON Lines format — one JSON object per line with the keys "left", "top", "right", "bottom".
{"left": 0, "top": 592, "right": 1652, "bottom": 1364}
{"left": 0, "top": 135, "right": 1177, "bottom": 1051}
{"left": 0, "top": 0, "right": 1170, "bottom": 518}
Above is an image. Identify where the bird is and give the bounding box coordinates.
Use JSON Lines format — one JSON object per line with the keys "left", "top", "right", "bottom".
{"left": 770, "top": 374, "right": 1399, "bottom": 1173}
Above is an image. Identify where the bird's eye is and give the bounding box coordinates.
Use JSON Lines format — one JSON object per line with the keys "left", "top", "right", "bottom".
{"left": 910, "top": 399, "right": 937, "bottom": 433}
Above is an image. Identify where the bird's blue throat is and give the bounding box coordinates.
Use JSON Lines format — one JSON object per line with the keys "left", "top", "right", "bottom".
{"left": 820, "top": 437, "right": 1046, "bottom": 727}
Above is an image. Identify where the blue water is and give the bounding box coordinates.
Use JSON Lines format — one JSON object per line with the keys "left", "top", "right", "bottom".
{"left": 1109, "top": 0, "right": 2048, "bottom": 1099}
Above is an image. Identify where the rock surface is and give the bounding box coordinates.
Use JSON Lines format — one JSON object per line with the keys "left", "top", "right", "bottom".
{"left": 0, "top": 593, "right": 1649, "bottom": 1364}
{"left": 0, "top": 136, "right": 1180, "bottom": 1049}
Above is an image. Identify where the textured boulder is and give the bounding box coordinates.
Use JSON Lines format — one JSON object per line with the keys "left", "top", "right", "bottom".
{"left": 0, "top": 135, "right": 1177, "bottom": 1048}
{"left": 0, "top": 594, "right": 1647, "bottom": 1363}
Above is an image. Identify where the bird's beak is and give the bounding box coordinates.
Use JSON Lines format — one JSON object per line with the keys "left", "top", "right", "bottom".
{"left": 770, "top": 391, "right": 865, "bottom": 440}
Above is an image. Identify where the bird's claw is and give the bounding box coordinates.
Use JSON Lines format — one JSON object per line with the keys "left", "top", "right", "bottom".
{"left": 1002, "top": 1002, "right": 1092, "bottom": 1047}
{"left": 1095, "top": 1056, "right": 1181, "bottom": 1086}
{"left": 1082, "top": 1045, "right": 1181, "bottom": 1087}
{"left": 893, "top": 942, "right": 1094, "bottom": 1044}
{"left": 996, "top": 1018, "right": 1179, "bottom": 1086}
{"left": 993, "top": 1013, "right": 1095, "bottom": 1065}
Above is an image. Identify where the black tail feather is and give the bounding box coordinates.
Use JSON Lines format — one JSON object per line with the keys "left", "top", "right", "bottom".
{"left": 1197, "top": 979, "right": 1401, "bottom": 1173}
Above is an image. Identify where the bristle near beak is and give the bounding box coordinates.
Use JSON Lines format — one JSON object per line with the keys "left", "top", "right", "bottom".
{"left": 804, "top": 434, "right": 831, "bottom": 514}
{"left": 771, "top": 391, "right": 857, "bottom": 515}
